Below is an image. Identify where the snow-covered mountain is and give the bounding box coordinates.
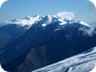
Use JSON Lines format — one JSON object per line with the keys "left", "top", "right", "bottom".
{"left": 0, "top": 15, "right": 40, "bottom": 50}
{"left": 6, "top": 15, "right": 40, "bottom": 27}
{"left": 33, "top": 47, "right": 96, "bottom": 72}
{"left": 0, "top": 13, "right": 91, "bottom": 50}
{"left": 0, "top": 12, "right": 96, "bottom": 72}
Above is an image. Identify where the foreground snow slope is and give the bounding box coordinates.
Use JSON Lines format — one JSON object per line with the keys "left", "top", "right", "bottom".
{"left": 33, "top": 47, "right": 96, "bottom": 72}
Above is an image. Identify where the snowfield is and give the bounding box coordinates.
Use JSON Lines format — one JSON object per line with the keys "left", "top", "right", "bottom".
{"left": 33, "top": 47, "right": 96, "bottom": 72}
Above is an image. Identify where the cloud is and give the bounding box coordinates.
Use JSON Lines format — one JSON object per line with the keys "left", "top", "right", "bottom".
{"left": 56, "top": 11, "right": 74, "bottom": 20}
{"left": 86, "top": 28, "right": 96, "bottom": 36}
{"left": 79, "top": 27, "right": 96, "bottom": 36}
{"left": 0, "top": 0, "right": 7, "bottom": 8}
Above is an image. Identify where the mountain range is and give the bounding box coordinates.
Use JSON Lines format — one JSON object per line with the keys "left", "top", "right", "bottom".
{"left": 0, "top": 14, "right": 96, "bottom": 72}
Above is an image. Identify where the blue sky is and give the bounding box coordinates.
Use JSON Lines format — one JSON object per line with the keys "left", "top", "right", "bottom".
{"left": 0, "top": 0, "right": 96, "bottom": 23}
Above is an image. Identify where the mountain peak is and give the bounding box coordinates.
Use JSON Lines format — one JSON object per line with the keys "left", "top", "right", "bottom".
{"left": 1, "top": 12, "right": 91, "bottom": 28}
{"left": 6, "top": 15, "right": 40, "bottom": 27}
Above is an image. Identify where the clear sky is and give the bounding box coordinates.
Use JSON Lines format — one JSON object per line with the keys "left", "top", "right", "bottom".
{"left": 0, "top": 0, "right": 96, "bottom": 23}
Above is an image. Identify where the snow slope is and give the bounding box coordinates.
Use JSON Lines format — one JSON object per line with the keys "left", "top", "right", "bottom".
{"left": 33, "top": 47, "right": 96, "bottom": 72}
